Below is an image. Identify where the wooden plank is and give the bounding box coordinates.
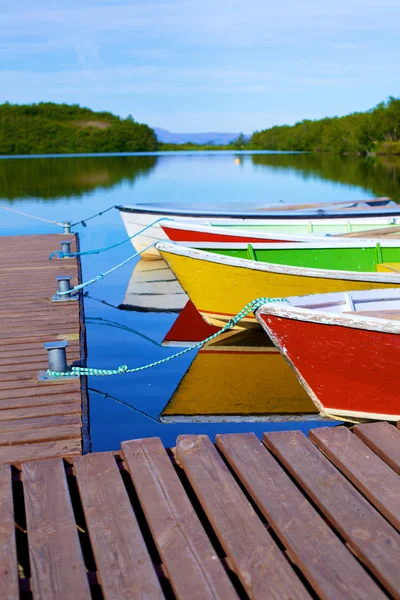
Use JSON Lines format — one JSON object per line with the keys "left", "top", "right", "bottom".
{"left": 0, "top": 352, "right": 80, "bottom": 366}
{"left": 310, "top": 426, "right": 400, "bottom": 531}
{"left": 122, "top": 437, "right": 238, "bottom": 600}
{"left": 0, "top": 465, "right": 19, "bottom": 599}
{"left": 0, "top": 423, "right": 81, "bottom": 446}
{"left": 0, "top": 395, "right": 80, "bottom": 411}
{"left": 0, "top": 439, "right": 81, "bottom": 465}
{"left": 0, "top": 382, "right": 80, "bottom": 398}
{"left": 176, "top": 434, "right": 311, "bottom": 600}
{"left": 217, "top": 432, "right": 386, "bottom": 600}
{"left": 0, "top": 413, "right": 81, "bottom": 432}
{"left": 264, "top": 430, "right": 400, "bottom": 599}
{"left": 0, "top": 402, "right": 80, "bottom": 421}
{"left": 354, "top": 421, "right": 400, "bottom": 474}
{"left": 0, "top": 380, "right": 80, "bottom": 391}
{"left": 74, "top": 451, "right": 164, "bottom": 600}
{"left": 22, "top": 458, "right": 91, "bottom": 599}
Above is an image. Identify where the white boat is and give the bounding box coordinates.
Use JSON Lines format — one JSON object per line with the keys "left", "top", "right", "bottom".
{"left": 117, "top": 198, "right": 400, "bottom": 259}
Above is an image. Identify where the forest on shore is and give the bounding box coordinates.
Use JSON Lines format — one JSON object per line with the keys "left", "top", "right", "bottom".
{"left": 2, "top": 97, "right": 400, "bottom": 155}
{"left": 250, "top": 97, "right": 400, "bottom": 154}
{"left": 0, "top": 103, "right": 158, "bottom": 154}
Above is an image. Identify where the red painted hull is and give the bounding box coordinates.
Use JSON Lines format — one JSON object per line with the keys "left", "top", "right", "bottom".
{"left": 259, "top": 314, "right": 400, "bottom": 419}
{"left": 161, "top": 225, "right": 288, "bottom": 244}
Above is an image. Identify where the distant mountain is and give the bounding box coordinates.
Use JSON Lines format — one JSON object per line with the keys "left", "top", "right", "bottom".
{"left": 154, "top": 127, "right": 249, "bottom": 145}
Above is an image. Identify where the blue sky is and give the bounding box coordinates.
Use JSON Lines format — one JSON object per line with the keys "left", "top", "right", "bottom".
{"left": 1, "top": 0, "right": 400, "bottom": 132}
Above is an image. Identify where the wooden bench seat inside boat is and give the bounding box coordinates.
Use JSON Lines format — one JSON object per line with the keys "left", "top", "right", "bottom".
{"left": 340, "top": 226, "right": 400, "bottom": 238}
{"left": 343, "top": 310, "right": 400, "bottom": 320}
{"left": 376, "top": 262, "right": 400, "bottom": 273}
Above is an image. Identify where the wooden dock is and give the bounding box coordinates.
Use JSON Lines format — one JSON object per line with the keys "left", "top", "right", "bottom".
{"left": 0, "top": 421, "right": 399, "bottom": 599}
{"left": 0, "top": 234, "right": 89, "bottom": 464}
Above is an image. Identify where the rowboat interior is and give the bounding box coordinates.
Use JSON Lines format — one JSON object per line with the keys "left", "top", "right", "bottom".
{"left": 183, "top": 240, "right": 400, "bottom": 273}
{"left": 266, "top": 288, "right": 400, "bottom": 321}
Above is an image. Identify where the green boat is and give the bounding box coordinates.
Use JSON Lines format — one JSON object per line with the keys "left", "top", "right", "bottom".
{"left": 183, "top": 240, "right": 400, "bottom": 272}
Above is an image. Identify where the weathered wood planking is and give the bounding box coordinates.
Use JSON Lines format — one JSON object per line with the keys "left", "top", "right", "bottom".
{"left": 0, "top": 465, "right": 19, "bottom": 599}
{"left": 310, "top": 426, "right": 400, "bottom": 531}
{"left": 0, "top": 234, "right": 89, "bottom": 462}
{"left": 1, "top": 422, "right": 400, "bottom": 599}
{"left": 216, "top": 432, "right": 385, "bottom": 600}
{"left": 176, "top": 434, "right": 311, "bottom": 600}
{"left": 74, "top": 451, "right": 164, "bottom": 600}
{"left": 122, "top": 437, "right": 238, "bottom": 600}
{"left": 264, "top": 429, "right": 400, "bottom": 598}
{"left": 22, "top": 458, "right": 91, "bottom": 599}
{"left": 354, "top": 421, "right": 400, "bottom": 474}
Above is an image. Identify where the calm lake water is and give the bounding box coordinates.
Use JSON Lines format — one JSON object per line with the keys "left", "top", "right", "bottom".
{"left": 1, "top": 151, "right": 398, "bottom": 451}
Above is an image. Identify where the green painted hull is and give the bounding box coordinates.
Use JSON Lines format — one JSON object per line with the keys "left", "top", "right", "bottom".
{"left": 205, "top": 243, "right": 400, "bottom": 272}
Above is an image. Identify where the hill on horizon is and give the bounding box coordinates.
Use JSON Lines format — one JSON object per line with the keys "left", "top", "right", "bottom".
{"left": 154, "top": 127, "right": 249, "bottom": 145}
{"left": 0, "top": 102, "right": 158, "bottom": 155}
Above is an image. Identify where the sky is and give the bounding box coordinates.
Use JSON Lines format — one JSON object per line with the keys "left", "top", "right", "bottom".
{"left": 1, "top": 0, "right": 400, "bottom": 132}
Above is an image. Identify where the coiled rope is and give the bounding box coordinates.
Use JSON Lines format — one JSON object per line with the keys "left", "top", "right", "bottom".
{"left": 46, "top": 296, "right": 289, "bottom": 377}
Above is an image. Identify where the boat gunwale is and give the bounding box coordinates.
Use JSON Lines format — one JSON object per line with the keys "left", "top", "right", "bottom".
{"left": 160, "top": 239, "right": 400, "bottom": 250}
{"left": 117, "top": 204, "right": 400, "bottom": 220}
{"left": 256, "top": 294, "right": 400, "bottom": 334}
{"left": 156, "top": 241, "right": 400, "bottom": 283}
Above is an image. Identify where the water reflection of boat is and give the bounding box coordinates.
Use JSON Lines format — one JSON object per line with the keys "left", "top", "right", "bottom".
{"left": 119, "top": 258, "right": 187, "bottom": 312}
{"left": 160, "top": 302, "right": 316, "bottom": 420}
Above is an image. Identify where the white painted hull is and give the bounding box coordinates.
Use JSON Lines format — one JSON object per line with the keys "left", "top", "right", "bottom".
{"left": 119, "top": 211, "right": 171, "bottom": 259}
{"left": 118, "top": 206, "right": 400, "bottom": 259}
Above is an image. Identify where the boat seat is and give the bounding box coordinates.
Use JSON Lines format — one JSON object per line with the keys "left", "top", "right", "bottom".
{"left": 343, "top": 310, "right": 400, "bottom": 320}
{"left": 376, "top": 262, "right": 400, "bottom": 273}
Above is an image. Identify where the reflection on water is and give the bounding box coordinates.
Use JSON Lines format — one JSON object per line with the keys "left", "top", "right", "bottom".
{"left": 252, "top": 153, "right": 400, "bottom": 202}
{"left": 2, "top": 151, "right": 400, "bottom": 204}
{"left": 0, "top": 155, "right": 158, "bottom": 200}
{"left": 160, "top": 299, "right": 315, "bottom": 418}
{"left": 4, "top": 150, "right": 400, "bottom": 450}
{"left": 119, "top": 257, "right": 186, "bottom": 312}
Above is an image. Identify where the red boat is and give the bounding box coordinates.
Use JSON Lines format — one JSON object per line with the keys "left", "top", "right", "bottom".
{"left": 160, "top": 221, "right": 330, "bottom": 244}
{"left": 255, "top": 288, "right": 400, "bottom": 421}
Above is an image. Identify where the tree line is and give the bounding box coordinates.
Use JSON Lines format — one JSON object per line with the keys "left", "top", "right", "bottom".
{"left": 250, "top": 97, "right": 400, "bottom": 154}
{"left": 0, "top": 102, "right": 158, "bottom": 154}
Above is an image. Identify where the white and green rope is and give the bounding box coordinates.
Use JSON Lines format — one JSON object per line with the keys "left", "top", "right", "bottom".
{"left": 46, "top": 296, "right": 289, "bottom": 378}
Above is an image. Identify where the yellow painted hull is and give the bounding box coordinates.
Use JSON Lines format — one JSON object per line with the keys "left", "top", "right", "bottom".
{"left": 162, "top": 347, "right": 315, "bottom": 415}
{"left": 159, "top": 248, "right": 399, "bottom": 326}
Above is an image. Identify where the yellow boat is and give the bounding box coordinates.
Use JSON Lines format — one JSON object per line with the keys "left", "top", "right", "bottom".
{"left": 161, "top": 328, "right": 316, "bottom": 418}
{"left": 157, "top": 242, "right": 400, "bottom": 327}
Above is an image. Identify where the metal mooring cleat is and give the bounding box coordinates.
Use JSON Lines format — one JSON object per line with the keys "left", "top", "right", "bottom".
{"left": 60, "top": 239, "right": 73, "bottom": 257}
{"left": 62, "top": 221, "right": 72, "bottom": 234}
{"left": 52, "top": 275, "right": 79, "bottom": 302}
{"left": 38, "top": 340, "right": 79, "bottom": 380}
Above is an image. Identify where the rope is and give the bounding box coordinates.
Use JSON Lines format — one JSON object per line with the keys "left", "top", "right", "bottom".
{"left": 0, "top": 205, "right": 64, "bottom": 226}
{"left": 55, "top": 241, "right": 157, "bottom": 296}
{"left": 71, "top": 205, "right": 116, "bottom": 228}
{"left": 46, "top": 296, "right": 289, "bottom": 377}
{"left": 49, "top": 217, "right": 173, "bottom": 259}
